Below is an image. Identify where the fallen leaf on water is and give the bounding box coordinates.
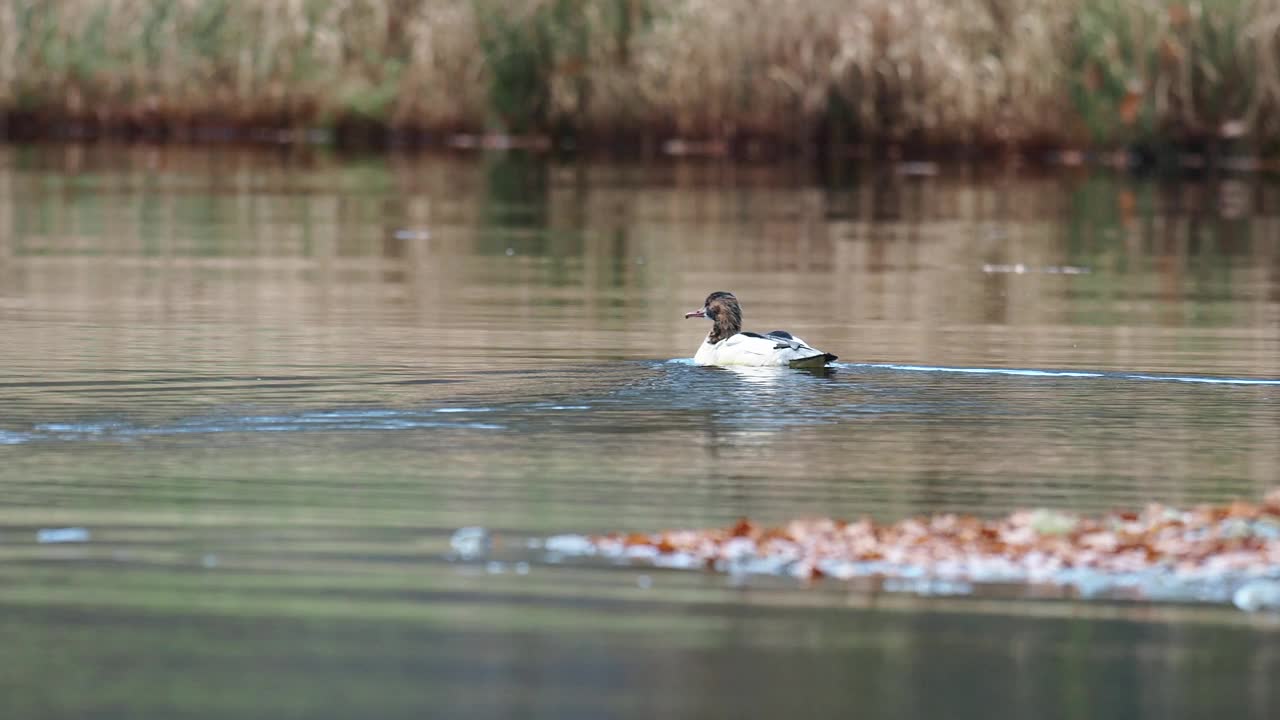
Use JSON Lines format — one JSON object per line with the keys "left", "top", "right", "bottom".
{"left": 583, "top": 490, "right": 1280, "bottom": 607}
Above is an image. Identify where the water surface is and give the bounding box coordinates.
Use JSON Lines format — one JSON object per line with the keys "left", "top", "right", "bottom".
{"left": 1, "top": 146, "right": 1278, "bottom": 719}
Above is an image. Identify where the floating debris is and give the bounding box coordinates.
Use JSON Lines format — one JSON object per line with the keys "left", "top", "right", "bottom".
{"left": 448, "top": 133, "right": 551, "bottom": 151}
{"left": 1233, "top": 580, "right": 1280, "bottom": 612}
{"left": 36, "top": 527, "right": 90, "bottom": 544}
{"left": 896, "top": 161, "right": 940, "bottom": 177}
{"left": 544, "top": 534, "right": 595, "bottom": 556}
{"left": 569, "top": 491, "right": 1280, "bottom": 611}
{"left": 449, "top": 526, "right": 491, "bottom": 560}
{"left": 1027, "top": 509, "right": 1078, "bottom": 535}
{"left": 392, "top": 229, "right": 431, "bottom": 241}
{"left": 982, "top": 263, "right": 1091, "bottom": 275}
{"left": 662, "top": 138, "right": 728, "bottom": 157}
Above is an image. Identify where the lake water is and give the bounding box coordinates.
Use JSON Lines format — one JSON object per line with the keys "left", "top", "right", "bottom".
{"left": 1, "top": 144, "right": 1278, "bottom": 719}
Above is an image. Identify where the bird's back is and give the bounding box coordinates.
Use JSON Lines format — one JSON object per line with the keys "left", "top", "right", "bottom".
{"left": 695, "top": 331, "right": 835, "bottom": 367}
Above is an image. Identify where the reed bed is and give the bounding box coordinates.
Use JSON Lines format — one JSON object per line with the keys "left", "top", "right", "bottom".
{"left": 1, "top": 0, "right": 1278, "bottom": 152}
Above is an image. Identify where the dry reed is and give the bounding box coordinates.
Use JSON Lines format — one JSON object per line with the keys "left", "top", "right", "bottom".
{"left": 0, "top": 0, "right": 1276, "bottom": 151}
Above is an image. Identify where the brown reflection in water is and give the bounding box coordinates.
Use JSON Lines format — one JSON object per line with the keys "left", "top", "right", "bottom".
{"left": 2, "top": 145, "right": 1276, "bottom": 370}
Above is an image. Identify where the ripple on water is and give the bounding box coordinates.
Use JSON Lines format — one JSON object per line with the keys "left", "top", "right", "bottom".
{"left": 8, "top": 408, "right": 510, "bottom": 444}
{"left": 7, "top": 361, "right": 1277, "bottom": 447}
{"left": 0, "top": 430, "right": 33, "bottom": 444}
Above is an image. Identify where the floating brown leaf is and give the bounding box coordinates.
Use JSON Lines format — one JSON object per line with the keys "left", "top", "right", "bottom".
{"left": 590, "top": 490, "right": 1280, "bottom": 586}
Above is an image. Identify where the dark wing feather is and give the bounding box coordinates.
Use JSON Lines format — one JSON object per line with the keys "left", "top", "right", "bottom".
{"left": 742, "top": 330, "right": 806, "bottom": 349}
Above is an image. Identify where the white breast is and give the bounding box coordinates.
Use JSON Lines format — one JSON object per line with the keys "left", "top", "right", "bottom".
{"left": 694, "top": 332, "right": 830, "bottom": 367}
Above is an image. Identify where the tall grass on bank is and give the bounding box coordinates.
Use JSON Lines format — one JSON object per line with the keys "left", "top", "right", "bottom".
{"left": 1070, "top": 0, "right": 1276, "bottom": 150}
{"left": 1, "top": 0, "right": 1278, "bottom": 152}
{"left": 0, "top": 0, "right": 487, "bottom": 132}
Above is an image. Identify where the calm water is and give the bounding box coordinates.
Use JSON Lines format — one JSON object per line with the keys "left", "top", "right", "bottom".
{"left": 1, "top": 145, "right": 1279, "bottom": 719}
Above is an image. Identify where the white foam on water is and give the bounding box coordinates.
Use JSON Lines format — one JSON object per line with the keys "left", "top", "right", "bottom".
{"left": 449, "top": 526, "right": 491, "bottom": 560}
{"left": 37, "top": 527, "right": 90, "bottom": 544}
{"left": 849, "top": 363, "right": 1280, "bottom": 386}
{"left": 1122, "top": 374, "right": 1280, "bottom": 386}
{"left": 543, "top": 534, "right": 596, "bottom": 555}
{"left": 852, "top": 363, "right": 1104, "bottom": 378}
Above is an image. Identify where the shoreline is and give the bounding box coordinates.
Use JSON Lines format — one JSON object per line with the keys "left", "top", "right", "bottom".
{"left": 4, "top": 120, "right": 1275, "bottom": 176}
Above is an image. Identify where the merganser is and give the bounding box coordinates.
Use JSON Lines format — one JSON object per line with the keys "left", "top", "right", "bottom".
{"left": 684, "top": 291, "right": 838, "bottom": 368}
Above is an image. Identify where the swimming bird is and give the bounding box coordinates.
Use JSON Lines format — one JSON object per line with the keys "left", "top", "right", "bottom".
{"left": 684, "top": 291, "right": 837, "bottom": 368}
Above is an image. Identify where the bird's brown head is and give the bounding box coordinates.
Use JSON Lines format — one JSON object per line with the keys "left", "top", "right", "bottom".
{"left": 684, "top": 291, "right": 742, "bottom": 343}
